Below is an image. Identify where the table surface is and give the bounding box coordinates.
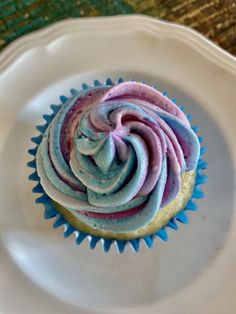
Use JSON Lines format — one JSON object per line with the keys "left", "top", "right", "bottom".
{"left": 0, "top": 0, "right": 235, "bottom": 56}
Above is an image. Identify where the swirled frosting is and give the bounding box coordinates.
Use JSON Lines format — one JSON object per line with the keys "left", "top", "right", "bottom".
{"left": 36, "top": 81, "right": 200, "bottom": 235}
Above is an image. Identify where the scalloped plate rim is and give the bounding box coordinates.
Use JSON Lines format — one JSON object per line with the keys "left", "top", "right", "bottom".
{"left": 0, "top": 15, "right": 236, "bottom": 75}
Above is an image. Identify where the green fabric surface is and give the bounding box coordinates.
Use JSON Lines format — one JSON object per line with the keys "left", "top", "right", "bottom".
{"left": 0, "top": 0, "right": 235, "bottom": 55}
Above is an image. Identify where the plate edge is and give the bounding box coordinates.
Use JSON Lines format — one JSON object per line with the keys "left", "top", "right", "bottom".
{"left": 0, "top": 14, "right": 235, "bottom": 75}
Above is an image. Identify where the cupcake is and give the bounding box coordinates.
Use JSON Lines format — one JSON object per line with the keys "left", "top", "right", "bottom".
{"left": 28, "top": 78, "right": 207, "bottom": 252}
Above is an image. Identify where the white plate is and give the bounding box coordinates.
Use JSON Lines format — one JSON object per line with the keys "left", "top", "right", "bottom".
{"left": 0, "top": 15, "right": 236, "bottom": 314}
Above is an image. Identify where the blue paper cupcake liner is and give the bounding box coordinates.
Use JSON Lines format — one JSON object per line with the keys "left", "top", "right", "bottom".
{"left": 28, "top": 78, "right": 208, "bottom": 253}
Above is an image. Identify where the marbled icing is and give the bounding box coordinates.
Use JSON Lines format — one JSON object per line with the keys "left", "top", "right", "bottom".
{"left": 36, "top": 81, "right": 200, "bottom": 233}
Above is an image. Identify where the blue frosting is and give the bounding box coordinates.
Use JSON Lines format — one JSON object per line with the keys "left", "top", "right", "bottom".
{"left": 76, "top": 157, "right": 167, "bottom": 232}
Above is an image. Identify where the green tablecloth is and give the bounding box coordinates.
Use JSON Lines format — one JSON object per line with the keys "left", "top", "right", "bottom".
{"left": 0, "top": 0, "right": 236, "bottom": 55}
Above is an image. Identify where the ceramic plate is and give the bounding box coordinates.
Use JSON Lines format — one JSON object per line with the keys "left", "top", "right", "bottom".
{"left": 0, "top": 15, "right": 236, "bottom": 314}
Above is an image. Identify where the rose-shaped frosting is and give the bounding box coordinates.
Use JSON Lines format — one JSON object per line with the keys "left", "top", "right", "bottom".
{"left": 36, "top": 81, "right": 200, "bottom": 233}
